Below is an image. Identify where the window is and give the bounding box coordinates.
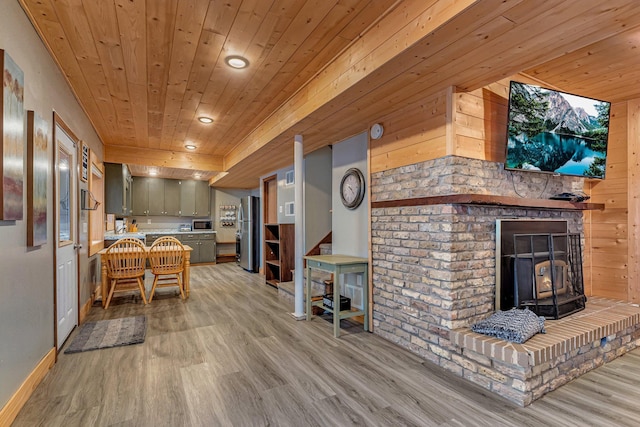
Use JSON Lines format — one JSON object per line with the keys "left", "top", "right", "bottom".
{"left": 88, "top": 150, "right": 104, "bottom": 256}
{"left": 57, "top": 145, "right": 72, "bottom": 245}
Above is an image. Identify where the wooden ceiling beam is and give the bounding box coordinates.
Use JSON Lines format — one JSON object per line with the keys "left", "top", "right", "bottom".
{"left": 104, "top": 145, "right": 223, "bottom": 171}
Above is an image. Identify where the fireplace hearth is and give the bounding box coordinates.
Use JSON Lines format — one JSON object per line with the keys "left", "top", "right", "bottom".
{"left": 497, "top": 219, "right": 586, "bottom": 319}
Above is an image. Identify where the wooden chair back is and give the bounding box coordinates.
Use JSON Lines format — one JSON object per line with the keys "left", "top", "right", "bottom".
{"left": 105, "top": 237, "right": 147, "bottom": 279}
{"left": 149, "top": 236, "right": 185, "bottom": 275}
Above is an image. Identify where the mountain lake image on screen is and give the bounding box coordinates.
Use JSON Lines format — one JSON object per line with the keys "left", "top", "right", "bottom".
{"left": 505, "top": 81, "right": 611, "bottom": 179}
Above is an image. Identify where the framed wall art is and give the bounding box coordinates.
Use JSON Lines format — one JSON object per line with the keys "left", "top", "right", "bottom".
{"left": 1, "top": 49, "right": 25, "bottom": 221}
{"left": 27, "top": 110, "right": 49, "bottom": 246}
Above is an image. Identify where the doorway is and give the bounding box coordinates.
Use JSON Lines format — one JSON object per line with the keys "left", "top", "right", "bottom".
{"left": 54, "top": 115, "right": 79, "bottom": 350}
{"left": 263, "top": 175, "right": 277, "bottom": 225}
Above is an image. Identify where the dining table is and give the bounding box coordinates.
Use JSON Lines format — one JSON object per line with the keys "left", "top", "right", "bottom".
{"left": 98, "top": 244, "right": 193, "bottom": 308}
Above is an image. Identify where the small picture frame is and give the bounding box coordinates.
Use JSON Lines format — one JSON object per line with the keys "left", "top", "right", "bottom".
{"left": 80, "top": 141, "right": 89, "bottom": 182}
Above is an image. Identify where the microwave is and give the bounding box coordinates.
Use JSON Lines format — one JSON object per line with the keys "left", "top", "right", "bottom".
{"left": 192, "top": 219, "right": 213, "bottom": 230}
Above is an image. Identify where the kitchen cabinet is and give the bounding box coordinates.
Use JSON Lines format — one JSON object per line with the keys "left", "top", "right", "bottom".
{"left": 179, "top": 232, "right": 216, "bottom": 264}
{"left": 133, "top": 177, "right": 181, "bottom": 216}
{"left": 132, "top": 177, "right": 149, "bottom": 215}
{"left": 164, "top": 180, "right": 181, "bottom": 216}
{"left": 104, "top": 162, "right": 132, "bottom": 215}
{"left": 145, "top": 233, "right": 178, "bottom": 245}
{"left": 180, "top": 180, "right": 210, "bottom": 217}
{"left": 147, "top": 178, "right": 164, "bottom": 215}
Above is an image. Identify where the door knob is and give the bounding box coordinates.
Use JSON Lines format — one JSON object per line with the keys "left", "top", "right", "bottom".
{"left": 74, "top": 244, "right": 83, "bottom": 250}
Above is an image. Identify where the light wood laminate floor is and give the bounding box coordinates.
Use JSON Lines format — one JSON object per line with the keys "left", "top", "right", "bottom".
{"left": 13, "top": 263, "right": 640, "bottom": 426}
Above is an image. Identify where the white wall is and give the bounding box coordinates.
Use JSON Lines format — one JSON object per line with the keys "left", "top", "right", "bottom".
{"left": 304, "top": 146, "right": 332, "bottom": 252}
{"left": 0, "top": 1, "right": 103, "bottom": 409}
{"left": 332, "top": 132, "right": 368, "bottom": 257}
{"left": 213, "top": 188, "right": 251, "bottom": 243}
{"left": 277, "top": 167, "right": 295, "bottom": 224}
{"left": 332, "top": 132, "right": 368, "bottom": 309}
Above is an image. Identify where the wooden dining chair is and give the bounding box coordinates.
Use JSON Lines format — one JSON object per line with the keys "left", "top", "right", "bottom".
{"left": 148, "top": 236, "right": 185, "bottom": 302}
{"left": 103, "top": 237, "right": 148, "bottom": 309}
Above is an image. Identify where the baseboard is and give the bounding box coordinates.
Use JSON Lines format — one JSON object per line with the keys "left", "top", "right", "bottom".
{"left": 0, "top": 347, "right": 56, "bottom": 426}
{"left": 79, "top": 296, "right": 93, "bottom": 324}
{"left": 216, "top": 254, "right": 237, "bottom": 263}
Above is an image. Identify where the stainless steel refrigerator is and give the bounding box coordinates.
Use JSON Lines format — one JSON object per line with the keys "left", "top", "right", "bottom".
{"left": 237, "top": 196, "right": 259, "bottom": 272}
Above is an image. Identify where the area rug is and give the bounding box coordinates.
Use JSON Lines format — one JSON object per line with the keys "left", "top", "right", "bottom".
{"left": 64, "top": 315, "right": 146, "bottom": 354}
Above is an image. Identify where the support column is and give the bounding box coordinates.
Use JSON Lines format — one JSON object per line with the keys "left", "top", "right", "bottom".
{"left": 292, "top": 134, "right": 305, "bottom": 319}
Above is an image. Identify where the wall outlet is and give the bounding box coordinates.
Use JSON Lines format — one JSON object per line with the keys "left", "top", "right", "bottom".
{"left": 147, "top": 219, "right": 151, "bottom": 224}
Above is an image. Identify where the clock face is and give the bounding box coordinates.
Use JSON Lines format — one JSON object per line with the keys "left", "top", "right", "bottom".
{"left": 340, "top": 168, "right": 365, "bottom": 209}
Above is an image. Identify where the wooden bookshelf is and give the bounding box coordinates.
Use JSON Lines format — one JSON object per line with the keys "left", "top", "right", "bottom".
{"left": 264, "top": 223, "right": 295, "bottom": 288}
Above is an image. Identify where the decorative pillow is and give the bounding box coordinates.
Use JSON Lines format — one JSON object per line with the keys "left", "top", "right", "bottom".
{"left": 471, "top": 308, "right": 546, "bottom": 344}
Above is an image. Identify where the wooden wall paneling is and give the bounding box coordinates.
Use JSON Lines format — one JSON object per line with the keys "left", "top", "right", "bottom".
{"left": 582, "top": 209, "right": 593, "bottom": 296}
{"left": 369, "top": 114, "right": 448, "bottom": 160}
{"left": 628, "top": 99, "right": 640, "bottom": 303}
{"left": 104, "top": 145, "right": 223, "bottom": 171}
{"left": 222, "top": 0, "right": 483, "bottom": 170}
{"left": 370, "top": 137, "right": 447, "bottom": 173}
{"left": 171, "top": 0, "right": 241, "bottom": 153}
{"left": 449, "top": 79, "right": 508, "bottom": 161}
{"left": 115, "top": 0, "right": 148, "bottom": 146}
{"left": 589, "top": 269, "right": 630, "bottom": 300}
{"left": 51, "top": 0, "right": 120, "bottom": 135}
{"left": 146, "top": 0, "right": 178, "bottom": 146}
{"left": 18, "top": 0, "right": 112, "bottom": 140}
{"left": 460, "top": 1, "right": 640, "bottom": 91}
{"left": 82, "top": 0, "right": 137, "bottom": 145}
{"left": 220, "top": 3, "right": 544, "bottom": 177}
{"left": 524, "top": 27, "right": 640, "bottom": 103}
{"left": 527, "top": 27, "right": 639, "bottom": 87}
{"left": 369, "top": 91, "right": 447, "bottom": 173}
{"left": 217, "top": 0, "right": 394, "bottom": 151}
{"left": 196, "top": 0, "right": 276, "bottom": 117}
{"left": 158, "top": 0, "right": 209, "bottom": 151}
{"left": 198, "top": 1, "right": 314, "bottom": 154}
{"left": 171, "top": 30, "right": 226, "bottom": 154}
{"left": 446, "top": 85, "right": 456, "bottom": 156}
{"left": 586, "top": 102, "right": 629, "bottom": 300}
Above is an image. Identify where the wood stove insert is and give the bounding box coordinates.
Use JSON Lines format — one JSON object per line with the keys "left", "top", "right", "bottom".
{"left": 496, "top": 219, "right": 586, "bottom": 319}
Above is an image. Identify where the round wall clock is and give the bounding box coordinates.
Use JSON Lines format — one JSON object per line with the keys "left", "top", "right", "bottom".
{"left": 340, "top": 167, "right": 365, "bottom": 209}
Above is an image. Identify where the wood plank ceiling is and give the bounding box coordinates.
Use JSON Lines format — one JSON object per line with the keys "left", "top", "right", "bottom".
{"left": 18, "top": 0, "right": 640, "bottom": 188}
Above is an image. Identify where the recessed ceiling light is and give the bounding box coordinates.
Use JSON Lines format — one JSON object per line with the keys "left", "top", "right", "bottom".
{"left": 185, "top": 144, "right": 197, "bottom": 150}
{"left": 149, "top": 169, "right": 158, "bottom": 176}
{"left": 193, "top": 173, "right": 201, "bottom": 179}
{"left": 198, "top": 116, "right": 213, "bottom": 124}
{"left": 225, "top": 55, "right": 249, "bottom": 69}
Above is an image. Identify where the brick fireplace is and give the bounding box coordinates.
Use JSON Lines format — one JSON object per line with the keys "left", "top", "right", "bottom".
{"left": 370, "top": 156, "right": 640, "bottom": 406}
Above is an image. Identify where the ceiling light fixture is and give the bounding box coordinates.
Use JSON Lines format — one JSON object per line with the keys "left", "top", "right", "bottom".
{"left": 149, "top": 169, "right": 158, "bottom": 176}
{"left": 193, "top": 173, "right": 202, "bottom": 179}
{"left": 185, "top": 144, "right": 197, "bottom": 150}
{"left": 198, "top": 116, "right": 213, "bottom": 124}
{"left": 225, "top": 55, "right": 249, "bottom": 69}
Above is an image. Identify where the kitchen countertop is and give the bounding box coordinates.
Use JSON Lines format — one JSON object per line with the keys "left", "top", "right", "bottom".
{"left": 104, "top": 229, "right": 217, "bottom": 240}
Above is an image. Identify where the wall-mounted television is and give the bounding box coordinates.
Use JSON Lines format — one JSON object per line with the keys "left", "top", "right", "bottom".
{"left": 505, "top": 81, "right": 611, "bottom": 179}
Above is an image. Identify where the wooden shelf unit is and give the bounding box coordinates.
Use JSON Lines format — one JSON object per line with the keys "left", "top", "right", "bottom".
{"left": 264, "top": 223, "right": 294, "bottom": 288}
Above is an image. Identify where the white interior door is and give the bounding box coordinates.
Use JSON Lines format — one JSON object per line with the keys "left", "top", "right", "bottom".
{"left": 55, "top": 127, "right": 78, "bottom": 349}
